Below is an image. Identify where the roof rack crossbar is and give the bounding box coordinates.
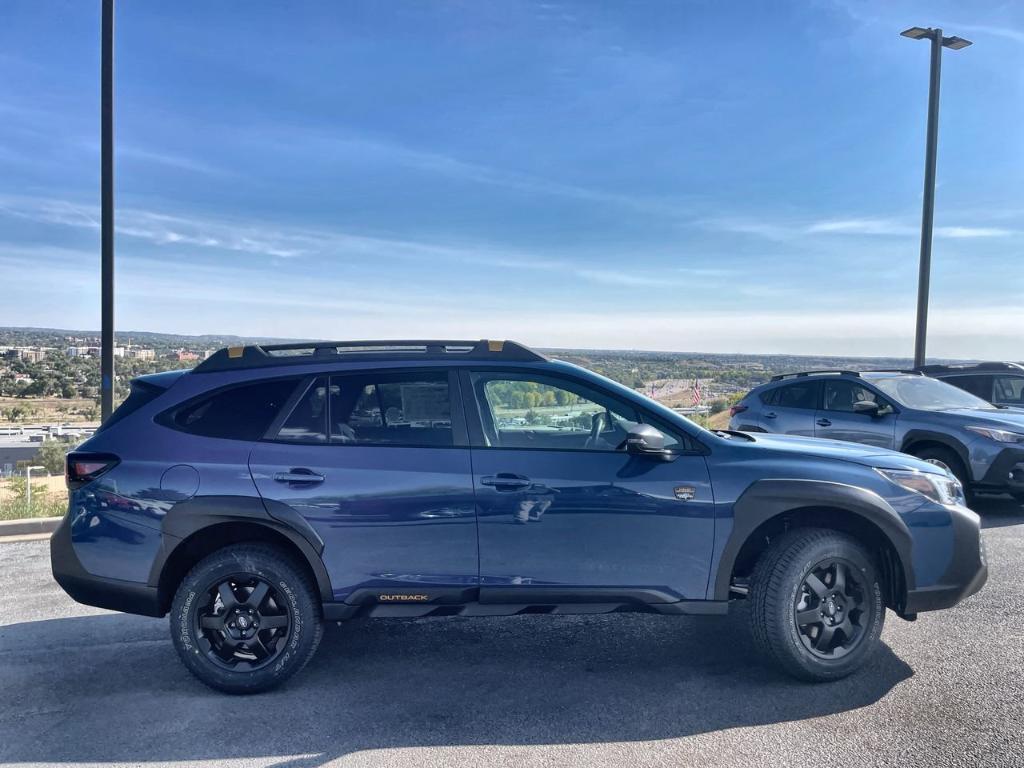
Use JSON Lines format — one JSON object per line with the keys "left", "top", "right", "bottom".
{"left": 862, "top": 369, "right": 924, "bottom": 375}
{"left": 194, "top": 339, "right": 546, "bottom": 373}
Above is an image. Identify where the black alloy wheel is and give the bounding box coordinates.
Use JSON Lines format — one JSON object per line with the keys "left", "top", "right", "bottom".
{"left": 196, "top": 574, "right": 292, "bottom": 671}
{"left": 793, "top": 558, "right": 872, "bottom": 659}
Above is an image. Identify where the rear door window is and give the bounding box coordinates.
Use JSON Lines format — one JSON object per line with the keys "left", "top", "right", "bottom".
{"left": 168, "top": 378, "right": 300, "bottom": 441}
{"left": 329, "top": 372, "right": 453, "bottom": 447}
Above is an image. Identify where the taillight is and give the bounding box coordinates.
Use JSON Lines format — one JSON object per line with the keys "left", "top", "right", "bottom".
{"left": 729, "top": 404, "right": 749, "bottom": 417}
{"left": 66, "top": 452, "right": 120, "bottom": 490}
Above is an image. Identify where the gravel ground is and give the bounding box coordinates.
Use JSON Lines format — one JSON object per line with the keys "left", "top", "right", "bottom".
{"left": 1, "top": 499, "right": 1022, "bottom": 768}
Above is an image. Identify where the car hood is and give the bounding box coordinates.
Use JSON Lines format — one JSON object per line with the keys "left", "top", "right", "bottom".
{"left": 932, "top": 407, "right": 1024, "bottom": 430}
{"left": 746, "top": 432, "right": 941, "bottom": 473}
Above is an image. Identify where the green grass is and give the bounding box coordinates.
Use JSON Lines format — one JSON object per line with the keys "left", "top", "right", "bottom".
{"left": 0, "top": 481, "right": 67, "bottom": 521}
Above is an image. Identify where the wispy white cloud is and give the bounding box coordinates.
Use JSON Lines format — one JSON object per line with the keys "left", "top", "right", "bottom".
{"left": 116, "top": 145, "right": 231, "bottom": 177}
{"left": 2, "top": 245, "right": 1016, "bottom": 358}
{"left": 936, "top": 226, "right": 1014, "bottom": 239}
{"left": 708, "top": 215, "right": 1016, "bottom": 240}
{"left": 805, "top": 218, "right": 916, "bottom": 236}
{"left": 0, "top": 195, "right": 711, "bottom": 290}
{"left": 257, "top": 131, "right": 694, "bottom": 218}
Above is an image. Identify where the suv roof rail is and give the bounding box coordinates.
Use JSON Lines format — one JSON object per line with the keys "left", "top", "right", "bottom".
{"left": 861, "top": 369, "right": 925, "bottom": 375}
{"left": 770, "top": 370, "right": 861, "bottom": 381}
{"left": 194, "top": 339, "right": 546, "bottom": 373}
{"left": 917, "top": 361, "right": 1024, "bottom": 374}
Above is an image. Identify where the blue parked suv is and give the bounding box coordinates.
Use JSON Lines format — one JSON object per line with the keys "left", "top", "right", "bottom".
{"left": 729, "top": 369, "right": 1024, "bottom": 503}
{"left": 52, "top": 341, "right": 987, "bottom": 692}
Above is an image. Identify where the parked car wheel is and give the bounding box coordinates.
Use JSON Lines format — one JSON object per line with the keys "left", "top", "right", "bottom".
{"left": 749, "top": 528, "right": 885, "bottom": 682}
{"left": 170, "top": 543, "right": 323, "bottom": 694}
{"left": 909, "top": 445, "right": 974, "bottom": 505}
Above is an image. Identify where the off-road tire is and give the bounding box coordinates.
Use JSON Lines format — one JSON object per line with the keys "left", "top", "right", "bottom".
{"left": 749, "top": 528, "right": 885, "bottom": 682}
{"left": 170, "top": 543, "right": 323, "bottom": 694}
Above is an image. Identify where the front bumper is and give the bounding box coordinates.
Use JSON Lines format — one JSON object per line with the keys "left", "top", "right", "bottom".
{"left": 50, "top": 515, "right": 164, "bottom": 617}
{"left": 903, "top": 504, "right": 988, "bottom": 615}
{"left": 979, "top": 447, "right": 1024, "bottom": 494}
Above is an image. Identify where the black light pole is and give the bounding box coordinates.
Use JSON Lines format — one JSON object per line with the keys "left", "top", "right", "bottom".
{"left": 100, "top": 0, "right": 115, "bottom": 421}
{"left": 901, "top": 27, "right": 972, "bottom": 369}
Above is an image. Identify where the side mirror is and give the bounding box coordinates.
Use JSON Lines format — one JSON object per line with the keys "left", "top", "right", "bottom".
{"left": 853, "top": 401, "right": 881, "bottom": 417}
{"left": 624, "top": 424, "right": 672, "bottom": 459}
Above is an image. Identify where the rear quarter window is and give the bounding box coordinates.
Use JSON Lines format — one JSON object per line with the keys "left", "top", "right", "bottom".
{"left": 164, "top": 378, "right": 301, "bottom": 441}
{"left": 95, "top": 379, "right": 165, "bottom": 433}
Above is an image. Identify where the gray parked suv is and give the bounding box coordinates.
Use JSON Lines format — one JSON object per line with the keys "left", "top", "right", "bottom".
{"left": 918, "top": 362, "right": 1024, "bottom": 408}
{"left": 729, "top": 370, "right": 1024, "bottom": 503}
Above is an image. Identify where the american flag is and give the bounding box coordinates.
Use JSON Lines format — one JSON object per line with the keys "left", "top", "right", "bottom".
{"left": 692, "top": 378, "right": 703, "bottom": 406}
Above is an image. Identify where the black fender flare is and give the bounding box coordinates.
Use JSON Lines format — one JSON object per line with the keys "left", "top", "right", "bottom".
{"left": 148, "top": 495, "right": 333, "bottom": 603}
{"left": 900, "top": 429, "right": 971, "bottom": 476}
{"left": 712, "top": 479, "right": 915, "bottom": 601}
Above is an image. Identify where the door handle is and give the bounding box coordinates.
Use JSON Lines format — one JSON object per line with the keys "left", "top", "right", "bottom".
{"left": 273, "top": 469, "right": 325, "bottom": 484}
{"left": 816, "top": 418, "right": 832, "bottom": 427}
{"left": 480, "top": 474, "right": 531, "bottom": 491}
{"left": 764, "top": 412, "right": 777, "bottom": 419}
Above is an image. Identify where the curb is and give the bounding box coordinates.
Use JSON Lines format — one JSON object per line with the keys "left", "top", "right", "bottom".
{"left": 0, "top": 516, "right": 62, "bottom": 539}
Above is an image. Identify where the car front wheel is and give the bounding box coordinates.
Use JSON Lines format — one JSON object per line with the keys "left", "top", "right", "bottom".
{"left": 749, "top": 528, "right": 885, "bottom": 682}
{"left": 170, "top": 543, "right": 323, "bottom": 694}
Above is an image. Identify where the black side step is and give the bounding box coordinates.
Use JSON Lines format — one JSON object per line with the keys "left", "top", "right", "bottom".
{"left": 322, "top": 592, "right": 729, "bottom": 621}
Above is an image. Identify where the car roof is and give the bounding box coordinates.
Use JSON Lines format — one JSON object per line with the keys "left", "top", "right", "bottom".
{"left": 917, "top": 361, "right": 1024, "bottom": 375}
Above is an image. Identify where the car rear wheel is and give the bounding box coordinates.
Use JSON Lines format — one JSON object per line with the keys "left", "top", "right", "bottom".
{"left": 749, "top": 528, "right": 885, "bottom": 682}
{"left": 170, "top": 543, "right": 323, "bottom": 694}
{"left": 909, "top": 445, "right": 973, "bottom": 505}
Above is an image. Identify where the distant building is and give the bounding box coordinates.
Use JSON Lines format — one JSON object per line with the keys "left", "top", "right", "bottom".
{"left": 9, "top": 347, "right": 53, "bottom": 363}
{"left": 126, "top": 348, "right": 155, "bottom": 360}
{"left": 175, "top": 350, "right": 200, "bottom": 362}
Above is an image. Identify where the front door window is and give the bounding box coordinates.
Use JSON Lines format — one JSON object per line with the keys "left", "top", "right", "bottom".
{"left": 471, "top": 372, "right": 680, "bottom": 451}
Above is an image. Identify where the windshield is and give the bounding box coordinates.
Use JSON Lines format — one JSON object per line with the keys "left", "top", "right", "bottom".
{"left": 872, "top": 376, "right": 997, "bottom": 412}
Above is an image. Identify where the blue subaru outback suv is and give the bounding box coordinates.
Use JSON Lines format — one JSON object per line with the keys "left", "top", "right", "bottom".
{"left": 52, "top": 341, "right": 987, "bottom": 692}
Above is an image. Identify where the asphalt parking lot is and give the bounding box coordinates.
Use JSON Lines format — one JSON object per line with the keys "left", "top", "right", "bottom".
{"left": 2, "top": 500, "right": 1022, "bottom": 768}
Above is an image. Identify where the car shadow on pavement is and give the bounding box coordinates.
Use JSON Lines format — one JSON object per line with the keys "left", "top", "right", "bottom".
{"left": 974, "top": 497, "right": 1024, "bottom": 529}
{"left": 0, "top": 605, "right": 913, "bottom": 766}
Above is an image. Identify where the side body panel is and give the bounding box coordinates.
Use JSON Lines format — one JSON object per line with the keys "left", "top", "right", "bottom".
{"left": 470, "top": 448, "right": 715, "bottom": 599}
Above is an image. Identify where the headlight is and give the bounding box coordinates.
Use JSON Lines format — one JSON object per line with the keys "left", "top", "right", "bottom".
{"left": 966, "top": 425, "right": 1024, "bottom": 444}
{"left": 876, "top": 468, "right": 964, "bottom": 506}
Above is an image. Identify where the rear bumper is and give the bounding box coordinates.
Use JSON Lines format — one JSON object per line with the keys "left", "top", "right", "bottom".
{"left": 903, "top": 505, "right": 988, "bottom": 615}
{"left": 50, "top": 515, "right": 164, "bottom": 618}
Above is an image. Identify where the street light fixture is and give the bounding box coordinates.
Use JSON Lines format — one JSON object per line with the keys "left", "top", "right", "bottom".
{"left": 901, "top": 27, "right": 972, "bottom": 368}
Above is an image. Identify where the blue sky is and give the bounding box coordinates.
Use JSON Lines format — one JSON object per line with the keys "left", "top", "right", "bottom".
{"left": 1, "top": 1, "right": 1022, "bottom": 357}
